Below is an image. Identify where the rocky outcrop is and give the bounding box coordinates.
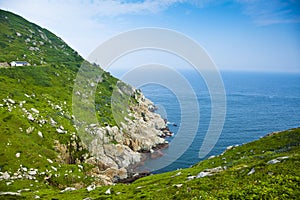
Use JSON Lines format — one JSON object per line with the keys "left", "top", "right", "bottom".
{"left": 187, "top": 166, "right": 224, "bottom": 180}
{"left": 82, "top": 82, "right": 171, "bottom": 185}
{"left": 1, "top": 85, "right": 171, "bottom": 187}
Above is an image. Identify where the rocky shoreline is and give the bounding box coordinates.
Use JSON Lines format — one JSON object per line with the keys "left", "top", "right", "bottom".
{"left": 78, "top": 83, "right": 173, "bottom": 185}
{"left": 0, "top": 83, "right": 172, "bottom": 188}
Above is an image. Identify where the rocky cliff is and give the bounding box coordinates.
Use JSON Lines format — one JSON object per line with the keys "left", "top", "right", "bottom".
{"left": 0, "top": 9, "right": 171, "bottom": 188}
{"left": 80, "top": 82, "right": 170, "bottom": 185}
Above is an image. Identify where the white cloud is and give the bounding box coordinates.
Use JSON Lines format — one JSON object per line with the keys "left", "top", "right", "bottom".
{"left": 1, "top": 0, "right": 299, "bottom": 61}
{"left": 0, "top": 0, "right": 190, "bottom": 57}
{"left": 236, "top": 0, "right": 300, "bottom": 25}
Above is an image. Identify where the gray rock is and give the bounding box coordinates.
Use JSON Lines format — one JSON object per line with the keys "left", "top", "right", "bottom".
{"left": 205, "top": 166, "right": 223, "bottom": 173}
{"left": 267, "top": 159, "right": 280, "bottom": 164}
{"left": 196, "top": 171, "right": 211, "bottom": 178}
{"left": 38, "top": 131, "right": 43, "bottom": 138}
{"left": 226, "top": 145, "right": 233, "bottom": 150}
{"left": 105, "top": 188, "right": 111, "bottom": 195}
{"left": 28, "top": 170, "right": 37, "bottom": 176}
{"left": 267, "top": 156, "right": 289, "bottom": 164}
{"left": 87, "top": 185, "right": 96, "bottom": 192}
{"left": 0, "top": 192, "right": 21, "bottom": 196}
{"left": 187, "top": 176, "right": 196, "bottom": 180}
{"left": 171, "top": 171, "right": 181, "bottom": 177}
{"left": 3, "top": 172, "right": 10, "bottom": 180}
{"left": 21, "top": 166, "right": 28, "bottom": 172}
{"left": 247, "top": 168, "right": 255, "bottom": 175}
{"left": 7, "top": 99, "right": 15, "bottom": 104}
{"left": 26, "top": 127, "right": 34, "bottom": 134}
{"left": 51, "top": 166, "right": 57, "bottom": 171}
{"left": 49, "top": 118, "right": 57, "bottom": 126}
{"left": 31, "top": 108, "right": 39, "bottom": 113}
{"left": 27, "top": 114, "right": 35, "bottom": 121}
{"left": 56, "top": 128, "right": 65, "bottom": 134}
{"left": 61, "top": 187, "right": 76, "bottom": 193}
{"left": 17, "top": 188, "right": 30, "bottom": 193}
{"left": 174, "top": 184, "right": 183, "bottom": 188}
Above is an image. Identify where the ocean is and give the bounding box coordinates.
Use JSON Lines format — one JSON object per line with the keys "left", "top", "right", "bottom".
{"left": 109, "top": 68, "right": 300, "bottom": 173}
{"left": 137, "top": 70, "right": 300, "bottom": 173}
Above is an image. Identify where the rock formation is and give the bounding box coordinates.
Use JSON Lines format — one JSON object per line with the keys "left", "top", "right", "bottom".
{"left": 82, "top": 82, "right": 171, "bottom": 185}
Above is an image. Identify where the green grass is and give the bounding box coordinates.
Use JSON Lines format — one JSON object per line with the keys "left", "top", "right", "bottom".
{"left": 0, "top": 62, "right": 125, "bottom": 189}
{"left": 0, "top": 9, "right": 134, "bottom": 193}
{"left": 0, "top": 9, "right": 82, "bottom": 65}
{"left": 0, "top": 9, "right": 299, "bottom": 199}
{"left": 11, "top": 127, "right": 299, "bottom": 199}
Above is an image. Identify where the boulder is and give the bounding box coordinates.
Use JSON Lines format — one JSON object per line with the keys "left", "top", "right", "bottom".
{"left": 26, "top": 127, "right": 34, "bottom": 134}
{"left": 187, "top": 176, "right": 196, "bottom": 180}
{"left": 205, "top": 166, "right": 223, "bottom": 173}
{"left": 27, "top": 114, "right": 35, "bottom": 121}
{"left": 247, "top": 168, "right": 255, "bottom": 175}
{"left": 31, "top": 108, "right": 39, "bottom": 114}
{"left": 7, "top": 99, "right": 15, "bottom": 104}
{"left": 3, "top": 172, "right": 10, "bottom": 180}
{"left": 267, "top": 156, "right": 289, "bottom": 164}
{"left": 86, "top": 185, "right": 96, "bottom": 192}
{"left": 105, "top": 188, "right": 111, "bottom": 195}
{"left": 267, "top": 159, "right": 280, "bottom": 164}
{"left": 28, "top": 170, "right": 37, "bottom": 176}
{"left": 61, "top": 187, "right": 76, "bottom": 193}
{"left": 0, "top": 192, "right": 21, "bottom": 196}
{"left": 196, "top": 171, "right": 211, "bottom": 178}
{"left": 56, "top": 128, "right": 65, "bottom": 134}
{"left": 175, "top": 184, "right": 183, "bottom": 188}
{"left": 38, "top": 131, "right": 43, "bottom": 138}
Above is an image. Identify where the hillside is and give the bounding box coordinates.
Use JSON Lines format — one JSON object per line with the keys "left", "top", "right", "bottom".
{"left": 0, "top": 9, "right": 82, "bottom": 65}
{"left": 0, "top": 9, "right": 299, "bottom": 200}
{"left": 0, "top": 9, "right": 171, "bottom": 197}
{"left": 2, "top": 126, "right": 300, "bottom": 199}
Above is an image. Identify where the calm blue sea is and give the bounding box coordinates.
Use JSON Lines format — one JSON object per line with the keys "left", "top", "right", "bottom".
{"left": 138, "top": 70, "right": 300, "bottom": 173}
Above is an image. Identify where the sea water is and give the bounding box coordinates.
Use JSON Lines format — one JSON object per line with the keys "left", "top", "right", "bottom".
{"left": 139, "top": 70, "right": 300, "bottom": 173}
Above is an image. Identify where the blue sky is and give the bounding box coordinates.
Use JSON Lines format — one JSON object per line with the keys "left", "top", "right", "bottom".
{"left": 1, "top": 0, "right": 300, "bottom": 72}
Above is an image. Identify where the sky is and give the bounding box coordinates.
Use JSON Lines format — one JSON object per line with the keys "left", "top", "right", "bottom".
{"left": 1, "top": 0, "right": 300, "bottom": 72}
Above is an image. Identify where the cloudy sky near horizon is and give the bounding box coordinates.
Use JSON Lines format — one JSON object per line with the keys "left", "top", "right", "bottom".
{"left": 1, "top": 0, "right": 300, "bottom": 72}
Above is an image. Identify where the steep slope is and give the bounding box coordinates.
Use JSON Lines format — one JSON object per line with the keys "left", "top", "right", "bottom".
{"left": 0, "top": 9, "right": 82, "bottom": 65}
{"left": 0, "top": 9, "right": 170, "bottom": 194}
{"left": 16, "top": 127, "right": 300, "bottom": 199}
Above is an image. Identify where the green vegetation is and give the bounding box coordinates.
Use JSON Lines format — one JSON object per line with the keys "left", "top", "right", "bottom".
{"left": 0, "top": 9, "right": 299, "bottom": 199}
{"left": 0, "top": 9, "right": 82, "bottom": 65}
{"left": 0, "top": 9, "right": 127, "bottom": 194}
{"left": 5, "top": 127, "right": 299, "bottom": 199}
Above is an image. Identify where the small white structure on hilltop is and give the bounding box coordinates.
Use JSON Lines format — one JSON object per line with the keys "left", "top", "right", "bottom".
{"left": 10, "top": 61, "right": 30, "bottom": 67}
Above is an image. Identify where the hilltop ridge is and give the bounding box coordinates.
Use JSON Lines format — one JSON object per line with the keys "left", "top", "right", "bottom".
{"left": 0, "top": 9, "right": 82, "bottom": 65}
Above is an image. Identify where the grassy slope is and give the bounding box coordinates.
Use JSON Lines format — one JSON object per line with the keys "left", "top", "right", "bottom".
{"left": 0, "top": 9, "right": 299, "bottom": 199}
{"left": 23, "top": 127, "right": 299, "bottom": 199}
{"left": 0, "top": 9, "right": 120, "bottom": 195}
{"left": 0, "top": 9, "right": 82, "bottom": 64}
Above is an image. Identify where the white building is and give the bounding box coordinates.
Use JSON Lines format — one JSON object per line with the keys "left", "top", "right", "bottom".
{"left": 10, "top": 61, "right": 30, "bottom": 67}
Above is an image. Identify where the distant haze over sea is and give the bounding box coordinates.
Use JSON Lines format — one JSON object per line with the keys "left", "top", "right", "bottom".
{"left": 112, "top": 70, "right": 300, "bottom": 173}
